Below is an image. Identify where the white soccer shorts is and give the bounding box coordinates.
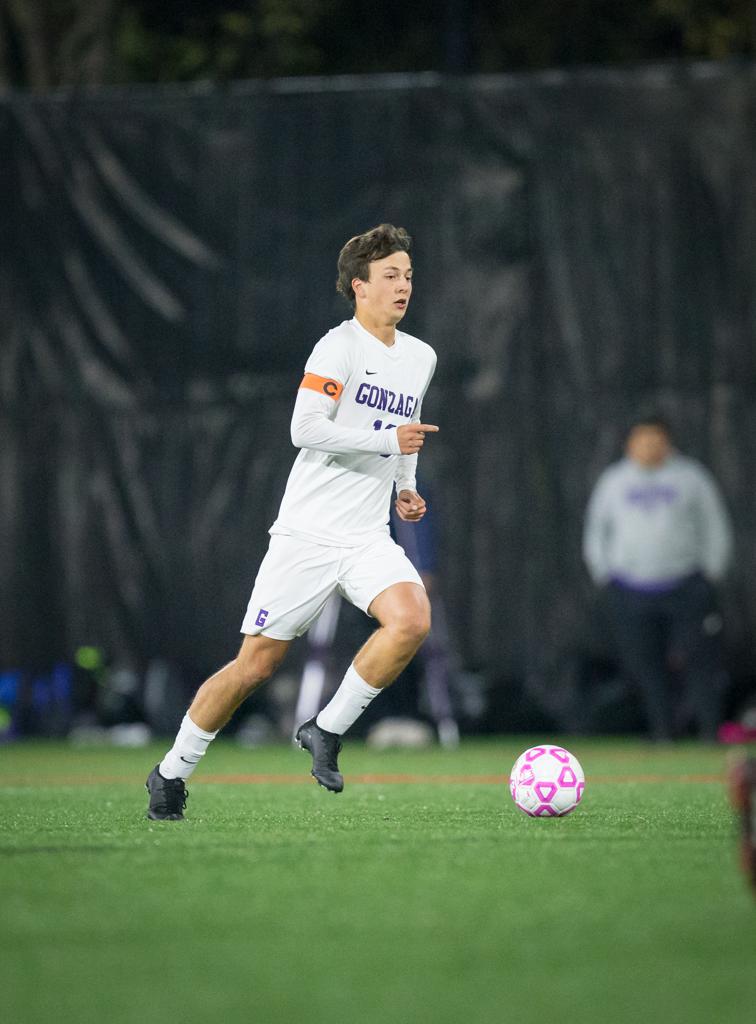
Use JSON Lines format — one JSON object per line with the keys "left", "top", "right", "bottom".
{"left": 240, "top": 533, "right": 424, "bottom": 640}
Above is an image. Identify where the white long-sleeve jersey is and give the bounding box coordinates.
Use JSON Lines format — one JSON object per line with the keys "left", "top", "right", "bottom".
{"left": 269, "top": 317, "right": 437, "bottom": 547}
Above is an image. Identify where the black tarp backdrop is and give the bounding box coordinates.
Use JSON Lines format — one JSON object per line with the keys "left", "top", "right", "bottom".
{"left": 2, "top": 62, "right": 755, "bottom": 731}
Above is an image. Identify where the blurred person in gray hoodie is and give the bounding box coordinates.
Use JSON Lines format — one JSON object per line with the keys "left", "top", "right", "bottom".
{"left": 583, "top": 415, "right": 734, "bottom": 741}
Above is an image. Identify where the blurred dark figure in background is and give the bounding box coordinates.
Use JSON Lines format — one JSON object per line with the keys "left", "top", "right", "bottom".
{"left": 390, "top": 482, "right": 459, "bottom": 747}
{"left": 583, "top": 416, "right": 734, "bottom": 741}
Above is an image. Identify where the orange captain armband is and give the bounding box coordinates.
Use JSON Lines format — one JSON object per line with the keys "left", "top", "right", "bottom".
{"left": 299, "top": 372, "right": 344, "bottom": 401}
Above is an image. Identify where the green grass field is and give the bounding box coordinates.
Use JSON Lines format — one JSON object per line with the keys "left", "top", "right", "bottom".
{"left": 2, "top": 737, "right": 755, "bottom": 1024}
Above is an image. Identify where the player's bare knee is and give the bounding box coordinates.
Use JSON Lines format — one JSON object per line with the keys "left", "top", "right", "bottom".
{"left": 248, "top": 652, "right": 282, "bottom": 686}
{"left": 385, "top": 608, "right": 431, "bottom": 648}
{"left": 410, "top": 611, "right": 432, "bottom": 646}
{"left": 235, "top": 637, "right": 287, "bottom": 690}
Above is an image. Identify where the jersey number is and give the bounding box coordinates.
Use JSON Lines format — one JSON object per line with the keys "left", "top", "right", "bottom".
{"left": 373, "top": 419, "right": 396, "bottom": 459}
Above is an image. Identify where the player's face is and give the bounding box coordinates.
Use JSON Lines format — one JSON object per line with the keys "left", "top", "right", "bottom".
{"left": 353, "top": 250, "right": 413, "bottom": 325}
{"left": 626, "top": 426, "right": 672, "bottom": 467}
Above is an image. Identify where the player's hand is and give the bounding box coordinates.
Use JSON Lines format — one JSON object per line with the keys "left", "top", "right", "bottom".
{"left": 395, "top": 422, "right": 439, "bottom": 454}
{"left": 395, "top": 489, "right": 427, "bottom": 522}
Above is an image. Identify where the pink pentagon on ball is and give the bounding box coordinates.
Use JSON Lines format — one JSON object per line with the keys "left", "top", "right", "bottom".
{"left": 549, "top": 747, "right": 570, "bottom": 762}
{"left": 534, "top": 781, "right": 557, "bottom": 802}
{"left": 558, "top": 766, "right": 577, "bottom": 787}
{"left": 534, "top": 804, "right": 558, "bottom": 816}
{"left": 525, "top": 747, "right": 546, "bottom": 761}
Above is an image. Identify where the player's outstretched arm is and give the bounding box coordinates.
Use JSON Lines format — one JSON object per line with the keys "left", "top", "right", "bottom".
{"left": 395, "top": 423, "right": 439, "bottom": 454}
{"left": 291, "top": 388, "right": 401, "bottom": 456}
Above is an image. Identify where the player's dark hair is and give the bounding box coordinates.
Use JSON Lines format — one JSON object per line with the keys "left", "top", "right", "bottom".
{"left": 336, "top": 224, "right": 412, "bottom": 305}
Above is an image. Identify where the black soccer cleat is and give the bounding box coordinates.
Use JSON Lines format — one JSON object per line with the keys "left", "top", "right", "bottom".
{"left": 145, "top": 764, "right": 188, "bottom": 820}
{"left": 730, "top": 756, "right": 756, "bottom": 891}
{"left": 296, "top": 718, "right": 344, "bottom": 793}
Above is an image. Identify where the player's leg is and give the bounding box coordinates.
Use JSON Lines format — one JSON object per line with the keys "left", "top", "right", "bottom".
{"left": 188, "top": 634, "right": 291, "bottom": 733}
{"left": 147, "top": 535, "right": 337, "bottom": 818}
{"left": 297, "top": 582, "right": 430, "bottom": 791}
{"left": 159, "top": 632, "right": 290, "bottom": 777}
{"left": 296, "top": 538, "right": 430, "bottom": 791}
{"left": 146, "top": 634, "right": 290, "bottom": 820}
{"left": 314, "top": 580, "right": 431, "bottom": 726}
{"left": 352, "top": 581, "right": 432, "bottom": 685}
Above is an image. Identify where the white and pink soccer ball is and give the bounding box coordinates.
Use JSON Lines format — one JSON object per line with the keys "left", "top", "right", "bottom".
{"left": 509, "top": 745, "right": 585, "bottom": 817}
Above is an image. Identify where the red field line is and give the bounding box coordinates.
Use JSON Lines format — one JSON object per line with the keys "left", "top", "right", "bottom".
{"left": 0, "top": 772, "right": 725, "bottom": 786}
{"left": 156, "top": 772, "right": 728, "bottom": 785}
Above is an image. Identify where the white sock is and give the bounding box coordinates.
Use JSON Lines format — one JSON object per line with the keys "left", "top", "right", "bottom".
{"left": 316, "top": 663, "right": 382, "bottom": 735}
{"left": 159, "top": 713, "right": 218, "bottom": 780}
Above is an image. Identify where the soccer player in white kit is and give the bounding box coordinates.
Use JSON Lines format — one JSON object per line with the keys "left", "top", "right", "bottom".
{"left": 146, "top": 224, "right": 439, "bottom": 818}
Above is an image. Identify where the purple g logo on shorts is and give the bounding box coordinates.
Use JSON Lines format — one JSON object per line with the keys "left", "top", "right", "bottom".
{"left": 255, "top": 608, "right": 269, "bottom": 627}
